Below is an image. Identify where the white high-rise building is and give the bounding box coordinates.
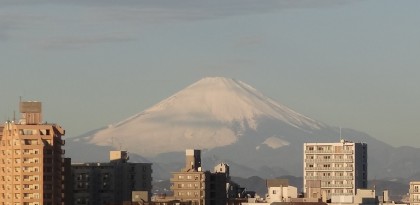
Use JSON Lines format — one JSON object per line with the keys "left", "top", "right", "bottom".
{"left": 303, "top": 140, "right": 368, "bottom": 200}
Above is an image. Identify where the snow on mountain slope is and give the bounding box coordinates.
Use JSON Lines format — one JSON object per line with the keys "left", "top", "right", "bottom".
{"left": 86, "top": 77, "right": 325, "bottom": 156}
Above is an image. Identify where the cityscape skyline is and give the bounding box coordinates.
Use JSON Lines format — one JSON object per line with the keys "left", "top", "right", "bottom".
{"left": 0, "top": 100, "right": 415, "bottom": 203}
{"left": 1, "top": 0, "right": 420, "bottom": 148}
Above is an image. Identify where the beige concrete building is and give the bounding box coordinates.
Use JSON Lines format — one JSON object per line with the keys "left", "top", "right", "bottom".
{"left": 409, "top": 181, "right": 420, "bottom": 205}
{"left": 0, "top": 101, "right": 66, "bottom": 205}
{"left": 303, "top": 140, "right": 368, "bottom": 200}
{"left": 162, "top": 149, "right": 227, "bottom": 205}
{"left": 71, "top": 150, "right": 152, "bottom": 205}
{"left": 265, "top": 179, "right": 298, "bottom": 203}
{"left": 329, "top": 189, "right": 377, "bottom": 205}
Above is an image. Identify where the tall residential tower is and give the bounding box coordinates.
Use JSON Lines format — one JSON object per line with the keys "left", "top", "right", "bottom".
{"left": 0, "top": 101, "right": 66, "bottom": 205}
{"left": 303, "top": 140, "right": 367, "bottom": 200}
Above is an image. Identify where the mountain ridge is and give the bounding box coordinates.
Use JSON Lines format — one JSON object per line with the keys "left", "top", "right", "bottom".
{"left": 68, "top": 77, "right": 420, "bottom": 182}
{"left": 84, "top": 77, "right": 325, "bottom": 156}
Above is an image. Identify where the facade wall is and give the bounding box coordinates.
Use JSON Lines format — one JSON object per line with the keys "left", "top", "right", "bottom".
{"left": 0, "top": 113, "right": 65, "bottom": 205}
{"left": 267, "top": 186, "right": 298, "bottom": 203}
{"left": 171, "top": 171, "right": 207, "bottom": 205}
{"left": 71, "top": 161, "right": 152, "bottom": 205}
{"left": 303, "top": 140, "right": 367, "bottom": 199}
{"left": 169, "top": 150, "right": 228, "bottom": 205}
{"left": 410, "top": 181, "right": 420, "bottom": 205}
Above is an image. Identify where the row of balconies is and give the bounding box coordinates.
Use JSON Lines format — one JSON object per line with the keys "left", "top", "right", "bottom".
{"left": 329, "top": 193, "right": 354, "bottom": 196}
{"left": 305, "top": 176, "right": 353, "bottom": 180}
{"left": 305, "top": 167, "right": 353, "bottom": 171}
{"left": 0, "top": 139, "right": 65, "bottom": 147}
{"left": 322, "top": 184, "right": 354, "bottom": 188}
{"left": 171, "top": 178, "right": 205, "bottom": 182}
{"left": 305, "top": 150, "right": 353, "bottom": 154}
{"left": 171, "top": 184, "right": 204, "bottom": 190}
{"left": 305, "top": 159, "right": 353, "bottom": 163}
{"left": 410, "top": 189, "right": 420, "bottom": 193}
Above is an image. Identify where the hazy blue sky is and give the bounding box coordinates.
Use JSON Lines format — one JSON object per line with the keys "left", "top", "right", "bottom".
{"left": 1, "top": 0, "right": 419, "bottom": 147}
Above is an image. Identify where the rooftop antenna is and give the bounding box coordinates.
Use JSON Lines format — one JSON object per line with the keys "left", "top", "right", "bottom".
{"left": 340, "top": 126, "right": 342, "bottom": 140}
{"left": 13, "top": 110, "right": 16, "bottom": 122}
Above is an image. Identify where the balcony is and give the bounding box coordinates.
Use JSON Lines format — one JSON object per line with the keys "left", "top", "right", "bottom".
{"left": 305, "top": 167, "right": 353, "bottom": 171}
{"left": 330, "top": 193, "right": 354, "bottom": 196}
{"left": 410, "top": 189, "right": 420, "bottom": 194}
{"left": 322, "top": 184, "right": 353, "bottom": 188}
{"left": 305, "top": 159, "right": 353, "bottom": 163}
{"left": 305, "top": 150, "right": 353, "bottom": 154}
{"left": 410, "top": 198, "right": 420, "bottom": 202}
{"left": 305, "top": 176, "right": 353, "bottom": 180}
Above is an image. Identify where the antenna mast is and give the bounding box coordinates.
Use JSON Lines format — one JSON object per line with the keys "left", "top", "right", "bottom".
{"left": 339, "top": 126, "right": 342, "bottom": 140}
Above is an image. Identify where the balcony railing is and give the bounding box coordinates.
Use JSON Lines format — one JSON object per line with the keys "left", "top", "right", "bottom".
{"left": 410, "top": 198, "right": 420, "bottom": 202}
{"left": 305, "top": 167, "right": 353, "bottom": 171}
{"left": 322, "top": 184, "right": 353, "bottom": 188}
{"left": 305, "top": 159, "right": 353, "bottom": 163}
{"left": 329, "top": 193, "right": 354, "bottom": 196}
{"left": 410, "top": 189, "right": 420, "bottom": 194}
{"left": 305, "top": 176, "right": 353, "bottom": 180}
{"left": 305, "top": 150, "right": 353, "bottom": 154}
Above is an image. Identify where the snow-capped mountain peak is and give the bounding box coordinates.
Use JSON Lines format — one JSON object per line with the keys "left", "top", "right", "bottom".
{"left": 86, "top": 77, "right": 325, "bottom": 156}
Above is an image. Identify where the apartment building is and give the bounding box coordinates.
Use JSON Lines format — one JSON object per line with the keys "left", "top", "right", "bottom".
{"left": 169, "top": 149, "right": 227, "bottom": 205}
{"left": 303, "top": 140, "right": 368, "bottom": 200}
{"left": 409, "top": 181, "right": 420, "bottom": 205}
{"left": 0, "top": 101, "right": 66, "bottom": 205}
{"left": 71, "top": 150, "right": 152, "bottom": 205}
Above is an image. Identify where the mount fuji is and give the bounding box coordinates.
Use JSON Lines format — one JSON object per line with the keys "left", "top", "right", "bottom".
{"left": 68, "top": 77, "right": 420, "bottom": 181}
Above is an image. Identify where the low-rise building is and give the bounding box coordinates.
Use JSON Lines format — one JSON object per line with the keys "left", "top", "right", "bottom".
{"left": 154, "top": 149, "right": 235, "bottom": 205}
{"left": 266, "top": 179, "right": 298, "bottom": 203}
{"left": 71, "top": 151, "right": 152, "bottom": 205}
{"left": 169, "top": 149, "right": 227, "bottom": 205}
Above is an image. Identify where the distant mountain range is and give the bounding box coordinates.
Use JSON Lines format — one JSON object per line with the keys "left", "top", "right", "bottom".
{"left": 67, "top": 77, "right": 420, "bottom": 197}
